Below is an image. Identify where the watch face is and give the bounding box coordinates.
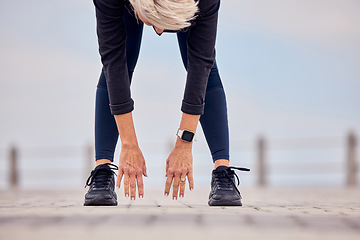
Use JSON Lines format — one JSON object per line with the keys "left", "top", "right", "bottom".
{"left": 182, "top": 130, "right": 195, "bottom": 142}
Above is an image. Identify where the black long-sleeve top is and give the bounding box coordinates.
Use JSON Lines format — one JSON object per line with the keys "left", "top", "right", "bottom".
{"left": 93, "top": 0, "right": 220, "bottom": 115}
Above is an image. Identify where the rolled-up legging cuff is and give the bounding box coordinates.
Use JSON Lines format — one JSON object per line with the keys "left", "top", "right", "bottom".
{"left": 213, "top": 155, "right": 230, "bottom": 163}
{"left": 95, "top": 153, "right": 114, "bottom": 162}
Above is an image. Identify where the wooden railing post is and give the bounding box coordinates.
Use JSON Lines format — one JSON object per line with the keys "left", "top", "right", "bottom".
{"left": 257, "top": 136, "right": 266, "bottom": 187}
{"left": 9, "top": 145, "right": 18, "bottom": 189}
{"left": 346, "top": 131, "right": 357, "bottom": 187}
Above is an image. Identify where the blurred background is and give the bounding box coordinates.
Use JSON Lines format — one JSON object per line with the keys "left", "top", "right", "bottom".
{"left": 0, "top": 0, "right": 359, "bottom": 190}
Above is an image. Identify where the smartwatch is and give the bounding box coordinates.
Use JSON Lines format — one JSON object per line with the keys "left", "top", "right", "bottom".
{"left": 176, "top": 129, "right": 198, "bottom": 143}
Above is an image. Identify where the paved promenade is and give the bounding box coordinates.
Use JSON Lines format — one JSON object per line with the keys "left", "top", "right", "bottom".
{"left": 0, "top": 187, "right": 359, "bottom": 240}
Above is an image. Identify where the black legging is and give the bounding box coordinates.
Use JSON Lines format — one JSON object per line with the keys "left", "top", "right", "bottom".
{"left": 95, "top": 8, "right": 229, "bottom": 162}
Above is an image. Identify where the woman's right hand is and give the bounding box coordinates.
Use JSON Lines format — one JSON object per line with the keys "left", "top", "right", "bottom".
{"left": 116, "top": 144, "right": 147, "bottom": 200}
{"left": 113, "top": 112, "right": 147, "bottom": 200}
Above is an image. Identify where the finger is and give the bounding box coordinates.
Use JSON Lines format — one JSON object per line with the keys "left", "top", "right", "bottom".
{"left": 172, "top": 171, "right": 181, "bottom": 200}
{"left": 164, "top": 173, "right": 173, "bottom": 196}
{"left": 143, "top": 164, "right": 147, "bottom": 177}
{"left": 179, "top": 173, "right": 187, "bottom": 198}
{"left": 137, "top": 173, "right": 144, "bottom": 198}
{"left": 123, "top": 170, "right": 130, "bottom": 198}
{"left": 165, "top": 157, "right": 174, "bottom": 177}
{"left": 188, "top": 169, "right": 194, "bottom": 190}
{"left": 165, "top": 157, "right": 170, "bottom": 177}
{"left": 116, "top": 168, "right": 123, "bottom": 189}
{"left": 130, "top": 170, "right": 136, "bottom": 200}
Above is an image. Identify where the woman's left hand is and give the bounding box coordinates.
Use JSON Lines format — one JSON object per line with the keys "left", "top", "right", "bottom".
{"left": 164, "top": 145, "right": 194, "bottom": 199}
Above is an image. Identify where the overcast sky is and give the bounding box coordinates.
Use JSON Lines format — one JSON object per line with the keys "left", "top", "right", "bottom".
{"left": 0, "top": 0, "right": 359, "bottom": 181}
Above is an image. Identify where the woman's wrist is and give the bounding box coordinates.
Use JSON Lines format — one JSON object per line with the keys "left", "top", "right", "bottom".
{"left": 174, "top": 137, "right": 193, "bottom": 149}
{"left": 114, "top": 112, "right": 139, "bottom": 147}
{"left": 120, "top": 133, "right": 139, "bottom": 149}
{"left": 175, "top": 112, "right": 200, "bottom": 149}
{"left": 178, "top": 113, "right": 200, "bottom": 132}
{"left": 121, "top": 141, "right": 139, "bottom": 149}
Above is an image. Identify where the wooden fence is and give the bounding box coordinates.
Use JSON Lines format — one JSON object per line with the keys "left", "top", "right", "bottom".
{"left": 4, "top": 131, "right": 359, "bottom": 189}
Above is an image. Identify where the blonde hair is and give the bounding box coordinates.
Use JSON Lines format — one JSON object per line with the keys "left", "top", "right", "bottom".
{"left": 129, "top": 0, "right": 198, "bottom": 30}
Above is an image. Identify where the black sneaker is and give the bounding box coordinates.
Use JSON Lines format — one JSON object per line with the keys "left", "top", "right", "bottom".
{"left": 208, "top": 166, "right": 250, "bottom": 206}
{"left": 84, "top": 163, "right": 118, "bottom": 206}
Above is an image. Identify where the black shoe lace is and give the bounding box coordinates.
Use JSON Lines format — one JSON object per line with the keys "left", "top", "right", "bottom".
{"left": 214, "top": 166, "right": 250, "bottom": 190}
{"left": 84, "top": 163, "right": 118, "bottom": 188}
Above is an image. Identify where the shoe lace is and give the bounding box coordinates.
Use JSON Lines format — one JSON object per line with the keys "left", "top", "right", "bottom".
{"left": 214, "top": 166, "right": 250, "bottom": 189}
{"left": 84, "top": 163, "right": 118, "bottom": 188}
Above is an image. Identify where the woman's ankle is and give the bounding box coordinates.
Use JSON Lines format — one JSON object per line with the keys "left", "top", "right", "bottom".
{"left": 96, "top": 159, "right": 112, "bottom": 166}
{"left": 214, "top": 159, "right": 229, "bottom": 169}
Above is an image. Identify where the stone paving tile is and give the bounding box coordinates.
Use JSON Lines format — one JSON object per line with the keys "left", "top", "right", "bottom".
{"left": 0, "top": 188, "right": 359, "bottom": 240}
